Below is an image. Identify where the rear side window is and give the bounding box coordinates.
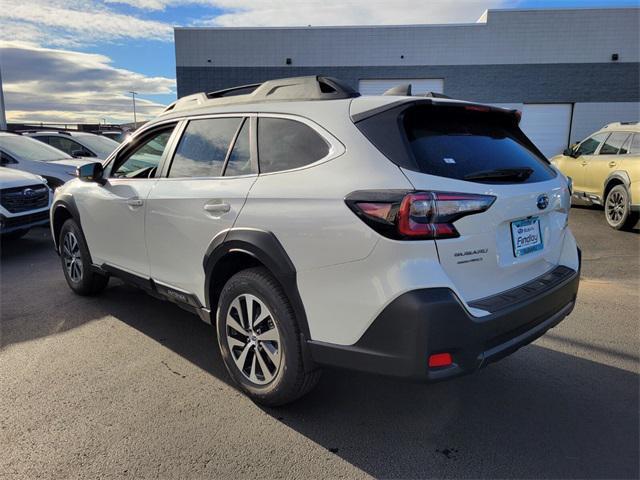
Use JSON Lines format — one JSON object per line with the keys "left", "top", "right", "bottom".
{"left": 170, "top": 117, "right": 241, "bottom": 178}
{"left": 600, "top": 132, "right": 631, "bottom": 155}
{"left": 258, "top": 118, "right": 329, "bottom": 173}
{"left": 629, "top": 134, "right": 640, "bottom": 155}
{"left": 401, "top": 106, "right": 556, "bottom": 183}
{"left": 224, "top": 119, "right": 252, "bottom": 176}
{"left": 576, "top": 133, "right": 608, "bottom": 156}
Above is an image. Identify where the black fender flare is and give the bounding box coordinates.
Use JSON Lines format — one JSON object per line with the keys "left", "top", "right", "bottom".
{"left": 50, "top": 195, "right": 92, "bottom": 263}
{"left": 203, "top": 228, "right": 311, "bottom": 340}
{"left": 603, "top": 171, "right": 631, "bottom": 197}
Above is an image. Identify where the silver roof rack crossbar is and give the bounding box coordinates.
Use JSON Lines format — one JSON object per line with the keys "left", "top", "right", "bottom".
{"left": 161, "top": 76, "right": 359, "bottom": 115}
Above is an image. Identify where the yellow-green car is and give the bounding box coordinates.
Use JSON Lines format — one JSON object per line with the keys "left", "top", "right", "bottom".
{"left": 552, "top": 122, "right": 639, "bottom": 230}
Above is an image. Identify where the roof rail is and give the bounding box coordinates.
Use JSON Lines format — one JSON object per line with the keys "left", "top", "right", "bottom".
{"left": 161, "top": 76, "right": 359, "bottom": 115}
{"left": 18, "top": 129, "right": 73, "bottom": 136}
{"left": 603, "top": 121, "right": 639, "bottom": 128}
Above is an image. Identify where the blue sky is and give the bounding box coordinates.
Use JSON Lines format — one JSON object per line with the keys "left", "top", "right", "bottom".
{"left": 0, "top": 0, "right": 637, "bottom": 123}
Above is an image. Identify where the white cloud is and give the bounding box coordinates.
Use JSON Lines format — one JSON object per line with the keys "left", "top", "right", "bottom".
{"left": 211, "top": 0, "right": 501, "bottom": 26}
{"left": 0, "top": 0, "right": 174, "bottom": 46}
{"left": 1, "top": 42, "right": 175, "bottom": 123}
{"left": 105, "top": 0, "right": 217, "bottom": 11}
{"left": 106, "top": 0, "right": 505, "bottom": 25}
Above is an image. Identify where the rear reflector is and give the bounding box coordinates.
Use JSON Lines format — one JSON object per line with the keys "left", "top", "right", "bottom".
{"left": 428, "top": 353, "right": 453, "bottom": 368}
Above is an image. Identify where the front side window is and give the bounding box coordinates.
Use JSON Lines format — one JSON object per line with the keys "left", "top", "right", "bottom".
{"left": 258, "top": 118, "right": 330, "bottom": 174}
{"left": 112, "top": 127, "right": 175, "bottom": 178}
{"left": 169, "top": 117, "right": 241, "bottom": 178}
{"left": 47, "top": 136, "right": 94, "bottom": 157}
{"left": 576, "top": 133, "right": 608, "bottom": 156}
{"left": 599, "top": 132, "right": 631, "bottom": 155}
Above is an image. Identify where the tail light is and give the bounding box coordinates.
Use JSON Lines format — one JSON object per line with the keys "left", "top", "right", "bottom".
{"left": 346, "top": 190, "right": 495, "bottom": 240}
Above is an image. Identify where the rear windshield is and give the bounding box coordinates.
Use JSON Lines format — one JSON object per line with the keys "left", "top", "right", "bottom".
{"left": 356, "top": 103, "right": 556, "bottom": 184}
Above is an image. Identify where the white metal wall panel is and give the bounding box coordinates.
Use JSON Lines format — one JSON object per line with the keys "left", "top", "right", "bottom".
{"left": 358, "top": 79, "right": 444, "bottom": 95}
{"left": 520, "top": 104, "right": 573, "bottom": 158}
{"left": 569, "top": 102, "right": 640, "bottom": 144}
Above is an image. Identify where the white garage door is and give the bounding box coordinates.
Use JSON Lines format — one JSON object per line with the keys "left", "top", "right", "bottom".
{"left": 358, "top": 79, "right": 444, "bottom": 96}
{"left": 520, "top": 104, "right": 573, "bottom": 158}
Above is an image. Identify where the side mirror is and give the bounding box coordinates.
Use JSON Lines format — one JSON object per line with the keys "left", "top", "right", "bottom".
{"left": 564, "top": 145, "right": 580, "bottom": 158}
{"left": 77, "top": 162, "right": 105, "bottom": 184}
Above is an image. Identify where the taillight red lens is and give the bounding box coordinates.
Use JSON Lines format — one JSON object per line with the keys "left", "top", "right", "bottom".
{"left": 397, "top": 191, "right": 495, "bottom": 239}
{"left": 346, "top": 190, "right": 495, "bottom": 240}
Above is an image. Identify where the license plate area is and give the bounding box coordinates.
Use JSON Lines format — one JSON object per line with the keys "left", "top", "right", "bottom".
{"left": 511, "top": 217, "right": 543, "bottom": 257}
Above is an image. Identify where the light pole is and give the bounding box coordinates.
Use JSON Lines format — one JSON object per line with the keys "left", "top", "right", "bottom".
{"left": 0, "top": 65, "right": 7, "bottom": 131}
{"left": 129, "top": 91, "right": 138, "bottom": 129}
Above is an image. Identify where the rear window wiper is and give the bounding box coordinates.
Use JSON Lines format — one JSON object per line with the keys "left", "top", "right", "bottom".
{"left": 464, "top": 167, "right": 533, "bottom": 182}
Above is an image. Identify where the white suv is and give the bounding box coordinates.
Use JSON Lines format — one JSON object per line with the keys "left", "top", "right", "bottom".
{"left": 50, "top": 76, "right": 581, "bottom": 405}
{"left": 1, "top": 167, "right": 51, "bottom": 239}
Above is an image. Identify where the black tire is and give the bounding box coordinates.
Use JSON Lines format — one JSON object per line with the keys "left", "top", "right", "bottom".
{"left": 216, "top": 267, "right": 321, "bottom": 406}
{"left": 59, "top": 219, "right": 109, "bottom": 295}
{"left": 2, "top": 229, "right": 30, "bottom": 241}
{"left": 605, "top": 185, "right": 638, "bottom": 230}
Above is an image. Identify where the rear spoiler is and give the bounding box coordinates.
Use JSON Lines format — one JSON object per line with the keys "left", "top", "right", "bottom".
{"left": 351, "top": 98, "right": 521, "bottom": 124}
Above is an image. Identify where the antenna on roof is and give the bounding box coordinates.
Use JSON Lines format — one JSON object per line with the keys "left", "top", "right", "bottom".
{"left": 383, "top": 84, "right": 412, "bottom": 96}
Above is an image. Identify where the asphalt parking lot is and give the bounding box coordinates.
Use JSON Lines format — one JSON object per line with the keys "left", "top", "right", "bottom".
{"left": 1, "top": 206, "right": 638, "bottom": 479}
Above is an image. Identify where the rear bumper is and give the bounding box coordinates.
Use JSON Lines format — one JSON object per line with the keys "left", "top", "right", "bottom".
{"left": 0, "top": 211, "right": 49, "bottom": 234}
{"left": 308, "top": 256, "right": 580, "bottom": 381}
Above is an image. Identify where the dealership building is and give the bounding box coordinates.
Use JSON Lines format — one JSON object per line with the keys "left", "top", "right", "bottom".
{"left": 174, "top": 7, "right": 639, "bottom": 157}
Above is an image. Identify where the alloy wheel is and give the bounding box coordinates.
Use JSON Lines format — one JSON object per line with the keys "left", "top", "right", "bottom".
{"left": 62, "top": 231, "right": 83, "bottom": 282}
{"left": 225, "top": 294, "right": 282, "bottom": 385}
{"left": 606, "top": 190, "right": 626, "bottom": 225}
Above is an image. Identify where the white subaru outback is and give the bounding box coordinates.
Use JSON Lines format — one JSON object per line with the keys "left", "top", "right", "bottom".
{"left": 51, "top": 76, "right": 581, "bottom": 405}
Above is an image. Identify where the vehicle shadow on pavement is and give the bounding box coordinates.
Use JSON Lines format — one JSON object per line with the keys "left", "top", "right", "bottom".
{"left": 103, "top": 286, "right": 639, "bottom": 479}
{"left": 2, "top": 230, "right": 638, "bottom": 479}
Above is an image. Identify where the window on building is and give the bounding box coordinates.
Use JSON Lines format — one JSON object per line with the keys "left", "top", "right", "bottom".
{"left": 257, "top": 118, "right": 330, "bottom": 173}
{"left": 169, "top": 117, "right": 242, "bottom": 178}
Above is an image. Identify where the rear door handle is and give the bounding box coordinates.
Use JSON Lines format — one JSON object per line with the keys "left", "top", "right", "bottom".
{"left": 204, "top": 202, "right": 231, "bottom": 214}
{"left": 581, "top": 161, "right": 588, "bottom": 166}
{"left": 126, "top": 197, "right": 144, "bottom": 208}
{"left": 609, "top": 161, "right": 617, "bottom": 167}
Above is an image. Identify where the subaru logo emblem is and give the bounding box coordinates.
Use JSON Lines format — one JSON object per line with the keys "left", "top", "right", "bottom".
{"left": 537, "top": 194, "right": 549, "bottom": 210}
{"left": 23, "top": 188, "right": 36, "bottom": 198}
